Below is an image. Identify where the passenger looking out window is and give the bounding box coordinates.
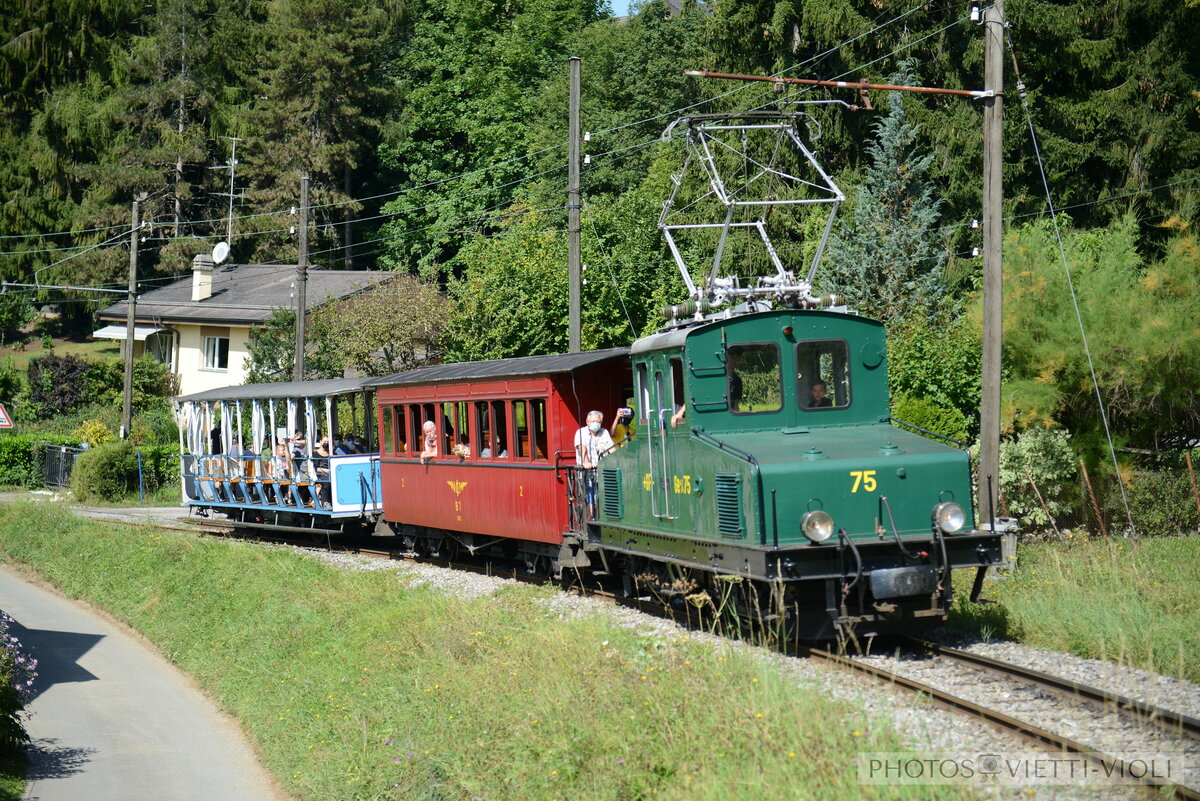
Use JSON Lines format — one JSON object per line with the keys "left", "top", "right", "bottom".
{"left": 420, "top": 420, "right": 438, "bottom": 463}
{"left": 797, "top": 340, "right": 851, "bottom": 410}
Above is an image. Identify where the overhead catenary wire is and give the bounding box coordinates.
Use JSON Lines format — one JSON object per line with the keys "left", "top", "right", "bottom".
{"left": 1005, "top": 31, "right": 1137, "bottom": 538}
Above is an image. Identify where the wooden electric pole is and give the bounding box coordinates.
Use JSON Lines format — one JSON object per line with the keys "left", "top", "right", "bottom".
{"left": 120, "top": 196, "right": 143, "bottom": 439}
{"left": 294, "top": 174, "right": 309, "bottom": 382}
{"left": 567, "top": 56, "right": 582, "bottom": 353}
{"left": 978, "top": 0, "right": 1005, "bottom": 528}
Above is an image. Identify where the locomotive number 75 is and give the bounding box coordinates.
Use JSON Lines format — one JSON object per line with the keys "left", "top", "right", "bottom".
{"left": 849, "top": 470, "right": 877, "bottom": 493}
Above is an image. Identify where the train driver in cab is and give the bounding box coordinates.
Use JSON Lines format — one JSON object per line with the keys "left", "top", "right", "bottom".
{"left": 809, "top": 380, "right": 832, "bottom": 408}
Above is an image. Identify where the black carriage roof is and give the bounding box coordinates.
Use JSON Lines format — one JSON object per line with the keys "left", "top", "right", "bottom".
{"left": 366, "top": 347, "right": 629, "bottom": 388}
{"left": 176, "top": 376, "right": 376, "bottom": 404}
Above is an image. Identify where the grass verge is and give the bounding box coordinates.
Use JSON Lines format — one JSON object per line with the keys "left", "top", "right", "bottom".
{"left": 0, "top": 502, "right": 956, "bottom": 801}
{"left": 0, "top": 754, "right": 22, "bottom": 801}
{"left": 952, "top": 534, "right": 1200, "bottom": 682}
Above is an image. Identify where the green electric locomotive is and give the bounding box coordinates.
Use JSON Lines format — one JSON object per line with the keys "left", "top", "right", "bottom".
{"left": 592, "top": 308, "right": 1003, "bottom": 638}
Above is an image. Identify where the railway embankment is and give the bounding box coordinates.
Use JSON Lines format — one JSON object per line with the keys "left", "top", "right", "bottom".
{"left": 1, "top": 498, "right": 1197, "bottom": 799}
{"left": 951, "top": 533, "right": 1200, "bottom": 684}
{"left": 0, "top": 500, "right": 971, "bottom": 801}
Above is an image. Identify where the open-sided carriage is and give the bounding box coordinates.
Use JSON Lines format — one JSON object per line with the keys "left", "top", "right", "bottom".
{"left": 176, "top": 377, "right": 382, "bottom": 534}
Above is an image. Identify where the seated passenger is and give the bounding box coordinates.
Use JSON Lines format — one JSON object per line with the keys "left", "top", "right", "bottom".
{"left": 420, "top": 420, "right": 438, "bottom": 463}
{"left": 809, "top": 380, "right": 833, "bottom": 408}
{"left": 314, "top": 437, "right": 332, "bottom": 505}
{"left": 269, "top": 443, "right": 291, "bottom": 479}
{"left": 334, "top": 434, "right": 356, "bottom": 456}
{"left": 479, "top": 433, "right": 508, "bottom": 458}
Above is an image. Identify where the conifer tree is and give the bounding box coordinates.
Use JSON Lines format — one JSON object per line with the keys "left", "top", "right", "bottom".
{"left": 822, "top": 66, "right": 945, "bottom": 324}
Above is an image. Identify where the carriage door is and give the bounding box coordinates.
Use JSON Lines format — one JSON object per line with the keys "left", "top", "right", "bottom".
{"left": 645, "top": 358, "right": 675, "bottom": 520}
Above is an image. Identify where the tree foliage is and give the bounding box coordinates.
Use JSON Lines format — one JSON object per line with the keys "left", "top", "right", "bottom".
{"left": 311, "top": 276, "right": 449, "bottom": 375}
{"left": 1, "top": 0, "right": 1199, "bottom": 471}
{"left": 997, "top": 217, "right": 1200, "bottom": 454}
{"left": 823, "top": 66, "right": 945, "bottom": 324}
{"left": 246, "top": 279, "right": 449, "bottom": 380}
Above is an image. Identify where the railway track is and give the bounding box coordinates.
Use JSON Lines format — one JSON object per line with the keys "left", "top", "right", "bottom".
{"left": 809, "top": 642, "right": 1200, "bottom": 800}
{"left": 97, "top": 511, "right": 1200, "bottom": 798}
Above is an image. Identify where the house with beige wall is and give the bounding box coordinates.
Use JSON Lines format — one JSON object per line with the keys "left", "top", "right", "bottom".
{"left": 94, "top": 256, "right": 394, "bottom": 396}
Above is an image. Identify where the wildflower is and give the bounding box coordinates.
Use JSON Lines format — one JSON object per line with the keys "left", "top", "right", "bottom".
{"left": 616, "top": 759, "right": 624, "bottom": 765}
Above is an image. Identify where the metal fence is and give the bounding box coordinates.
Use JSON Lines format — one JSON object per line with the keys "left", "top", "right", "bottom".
{"left": 43, "top": 445, "right": 86, "bottom": 489}
{"left": 1001, "top": 459, "right": 1200, "bottom": 539}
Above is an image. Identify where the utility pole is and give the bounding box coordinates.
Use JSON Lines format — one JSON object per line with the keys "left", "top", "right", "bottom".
{"left": 294, "top": 174, "right": 309, "bottom": 382}
{"left": 121, "top": 196, "right": 143, "bottom": 439}
{"left": 567, "top": 56, "right": 582, "bottom": 353}
{"left": 978, "top": 0, "right": 1005, "bottom": 528}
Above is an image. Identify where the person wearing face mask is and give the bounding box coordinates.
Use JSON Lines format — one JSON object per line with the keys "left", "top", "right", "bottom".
{"left": 574, "top": 410, "right": 614, "bottom": 521}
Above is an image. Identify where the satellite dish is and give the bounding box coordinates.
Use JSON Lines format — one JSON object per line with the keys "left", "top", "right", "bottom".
{"left": 211, "top": 241, "right": 230, "bottom": 264}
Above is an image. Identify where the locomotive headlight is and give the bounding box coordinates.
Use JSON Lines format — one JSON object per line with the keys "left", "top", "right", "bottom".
{"left": 933, "top": 502, "right": 966, "bottom": 534}
{"left": 801, "top": 510, "right": 835, "bottom": 543}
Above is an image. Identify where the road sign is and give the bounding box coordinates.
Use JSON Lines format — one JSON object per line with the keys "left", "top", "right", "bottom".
{"left": 0, "top": 404, "right": 11, "bottom": 428}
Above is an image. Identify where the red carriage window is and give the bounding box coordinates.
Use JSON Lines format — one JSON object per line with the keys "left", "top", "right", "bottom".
{"left": 381, "top": 406, "right": 395, "bottom": 455}
{"left": 492, "top": 400, "right": 509, "bottom": 458}
{"left": 530, "top": 399, "right": 547, "bottom": 461}
{"left": 474, "top": 401, "right": 491, "bottom": 458}
{"left": 513, "top": 401, "right": 529, "bottom": 459}
{"left": 416, "top": 403, "right": 435, "bottom": 458}
{"left": 393, "top": 406, "right": 407, "bottom": 454}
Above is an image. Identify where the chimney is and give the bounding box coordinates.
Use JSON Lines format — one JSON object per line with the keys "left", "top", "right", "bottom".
{"left": 192, "top": 253, "right": 214, "bottom": 301}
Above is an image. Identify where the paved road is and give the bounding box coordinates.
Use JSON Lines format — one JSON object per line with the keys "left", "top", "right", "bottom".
{"left": 0, "top": 564, "right": 288, "bottom": 801}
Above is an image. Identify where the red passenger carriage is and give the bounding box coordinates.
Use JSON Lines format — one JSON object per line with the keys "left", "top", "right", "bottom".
{"left": 368, "top": 349, "right": 630, "bottom": 567}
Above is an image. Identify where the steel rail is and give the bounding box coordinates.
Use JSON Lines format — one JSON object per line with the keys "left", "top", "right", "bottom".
{"left": 908, "top": 638, "right": 1200, "bottom": 742}
{"left": 808, "top": 648, "right": 1200, "bottom": 801}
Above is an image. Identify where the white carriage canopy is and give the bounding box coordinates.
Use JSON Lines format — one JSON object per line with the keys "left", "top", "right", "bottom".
{"left": 175, "top": 377, "right": 379, "bottom": 461}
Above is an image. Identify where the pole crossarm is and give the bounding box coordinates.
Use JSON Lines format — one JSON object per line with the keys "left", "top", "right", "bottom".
{"left": 684, "top": 70, "right": 991, "bottom": 99}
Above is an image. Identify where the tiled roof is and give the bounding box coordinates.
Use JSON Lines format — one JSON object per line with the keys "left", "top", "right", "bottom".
{"left": 96, "top": 264, "right": 395, "bottom": 326}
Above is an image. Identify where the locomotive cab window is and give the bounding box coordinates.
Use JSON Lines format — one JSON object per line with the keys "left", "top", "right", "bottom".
{"left": 796, "top": 340, "right": 851, "bottom": 410}
{"left": 728, "top": 343, "right": 782, "bottom": 414}
{"left": 636, "top": 363, "right": 649, "bottom": 424}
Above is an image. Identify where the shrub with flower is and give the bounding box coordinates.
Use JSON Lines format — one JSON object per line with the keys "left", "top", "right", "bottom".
{"left": 0, "top": 611, "right": 36, "bottom": 755}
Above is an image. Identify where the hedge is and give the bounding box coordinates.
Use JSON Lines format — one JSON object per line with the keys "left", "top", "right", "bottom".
{"left": 0, "top": 434, "right": 78, "bottom": 488}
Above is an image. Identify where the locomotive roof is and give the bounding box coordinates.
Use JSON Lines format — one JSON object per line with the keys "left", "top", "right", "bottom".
{"left": 366, "top": 347, "right": 629, "bottom": 388}
{"left": 176, "top": 376, "right": 376, "bottom": 403}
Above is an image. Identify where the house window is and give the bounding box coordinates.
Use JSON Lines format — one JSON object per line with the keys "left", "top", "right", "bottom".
{"left": 145, "top": 331, "right": 174, "bottom": 370}
{"left": 203, "top": 336, "right": 229, "bottom": 370}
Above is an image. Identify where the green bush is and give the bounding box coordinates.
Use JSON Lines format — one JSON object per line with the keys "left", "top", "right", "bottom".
{"left": 998, "top": 427, "right": 1081, "bottom": 531}
{"left": 70, "top": 441, "right": 139, "bottom": 502}
{"left": 0, "top": 434, "right": 77, "bottom": 488}
{"left": 26, "top": 354, "right": 173, "bottom": 421}
{"left": 69, "top": 441, "right": 180, "bottom": 503}
{"left": 891, "top": 393, "right": 969, "bottom": 443}
{"left": 1116, "top": 469, "right": 1200, "bottom": 536}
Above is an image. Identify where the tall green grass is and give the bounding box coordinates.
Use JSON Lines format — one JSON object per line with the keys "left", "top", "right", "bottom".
{"left": 0, "top": 502, "right": 957, "bottom": 801}
{"left": 952, "top": 535, "right": 1200, "bottom": 682}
